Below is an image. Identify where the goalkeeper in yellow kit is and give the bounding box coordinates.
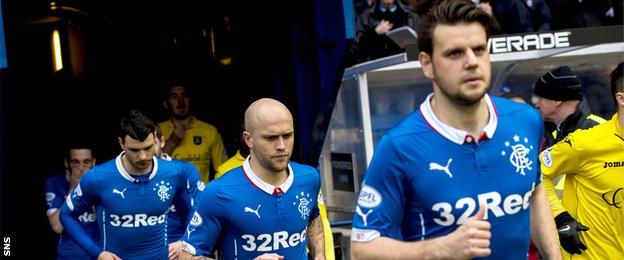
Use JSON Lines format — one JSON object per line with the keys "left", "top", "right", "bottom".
{"left": 539, "top": 62, "right": 624, "bottom": 259}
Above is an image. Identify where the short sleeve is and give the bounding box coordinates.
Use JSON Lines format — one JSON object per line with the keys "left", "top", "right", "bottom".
{"left": 351, "top": 135, "right": 408, "bottom": 242}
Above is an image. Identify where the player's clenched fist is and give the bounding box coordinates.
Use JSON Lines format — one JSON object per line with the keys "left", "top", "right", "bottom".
{"left": 442, "top": 205, "right": 491, "bottom": 259}
{"left": 97, "top": 251, "right": 121, "bottom": 260}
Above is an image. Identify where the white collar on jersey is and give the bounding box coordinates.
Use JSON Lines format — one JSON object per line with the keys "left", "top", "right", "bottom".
{"left": 115, "top": 152, "right": 159, "bottom": 183}
{"left": 160, "top": 153, "right": 173, "bottom": 161}
{"left": 242, "top": 156, "right": 294, "bottom": 195}
{"left": 420, "top": 93, "right": 498, "bottom": 145}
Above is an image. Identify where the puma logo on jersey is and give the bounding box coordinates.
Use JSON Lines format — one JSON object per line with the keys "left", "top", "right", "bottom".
{"left": 356, "top": 206, "right": 373, "bottom": 226}
{"left": 429, "top": 158, "right": 453, "bottom": 178}
{"left": 244, "top": 204, "right": 261, "bottom": 219}
{"left": 186, "top": 225, "right": 197, "bottom": 238}
{"left": 113, "top": 188, "right": 127, "bottom": 199}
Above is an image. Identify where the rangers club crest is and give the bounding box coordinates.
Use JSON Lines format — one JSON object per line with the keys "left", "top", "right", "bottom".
{"left": 153, "top": 180, "right": 172, "bottom": 202}
{"left": 293, "top": 191, "right": 312, "bottom": 220}
{"left": 501, "top": 135, "right": 534, "bottom": 175}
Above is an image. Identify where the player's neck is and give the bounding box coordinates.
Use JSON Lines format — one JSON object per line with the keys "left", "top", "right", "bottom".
{"left": 249, "top": 156, "right": 288, "bottom": 187}
{"left": 553, "top": 101, "right": 578, "bottom": 125}
{"left": 431, "top": 94, "right": 489, "bottom": 137}
{"left": 121, "top": 154, "right": 152, "bottom": 175}
{"left": 171, "top": 115, "right": 193, "bottom": 126}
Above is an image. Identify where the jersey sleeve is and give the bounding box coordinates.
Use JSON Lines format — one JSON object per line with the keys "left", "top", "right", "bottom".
{"left": 539, "top": 134, "right": 580, "bottom": 216}
{"left": 59, "top": 170, "right": 102, "bottom": 257}
{"left": 181, "top": 161, "right": 204, "bottom": 204}
{"left": 308, "top": 169, "right": 321, "bottom": 221}
{"left": 173, "top": 166, "right": 194, "bottom": 229}
{"left": 45, "top": 177, "right": 65, "bottom": 215}
{"left": 351, "top": 135, "right": 408, "bottom": 242}
{"left": 181, "top": 184, "right": 224, "bottom": 256}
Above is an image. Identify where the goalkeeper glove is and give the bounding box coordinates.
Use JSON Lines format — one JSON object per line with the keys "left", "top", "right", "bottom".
{"left": 555, "top": 211, "right": 589, "bottom": 255}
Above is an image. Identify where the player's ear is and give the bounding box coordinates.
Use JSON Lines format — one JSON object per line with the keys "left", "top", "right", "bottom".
{"left": 159, "top": 136, "right": 166, "bottom": 149}
{"left": 64, "top": 159, "right": 69, "bottom": 170}
{"left": 243, "top": 131, "right": 253, "bottom": 150}
{"left": 162, "top": 100, "right": 169, "bottom": 110}
{"left": 118, "top": 137, "right": 125, "bottom": 150}
{"left": 616, "top": 92, "right": 624, "bottom": 107}
{"left": 420, "top": 51, "right": 434, "bottom": 79}
{"left": 91, "top": 158, "right": 96, "bottom": 168}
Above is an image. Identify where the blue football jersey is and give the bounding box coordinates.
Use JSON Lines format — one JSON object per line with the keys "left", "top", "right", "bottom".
{"left": 45, "top": 174, "right": 99, "bottom": 260}
{"left": 161, "top": 154, "right": 205, "bottom": 242}
{"left": 352, "top": 94, "right": 543, "bottom": 260}
{"left": 182, "top": 158, "right": 321, "bottom": 259}
{"left": 60, "top": 153, "right": 193, "bottom": 259}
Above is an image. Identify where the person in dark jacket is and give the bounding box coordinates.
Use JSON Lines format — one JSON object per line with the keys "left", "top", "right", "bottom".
{"left": 532, "top": 65, "right": 606, "bottom": 149}
{"left": 546, "top": 0, "right": 616, "bottom": 30}
{"left": 530, "top": 64, "right": 606, "bottom": 260}
{"left": 350, "top": 0, "right": 419, "bottom": 65}
{"left": 532, "top": 65, "right": 606, "bottom": 200}
{"left": 492, "top": 0, "right": 552, "bottom": 34}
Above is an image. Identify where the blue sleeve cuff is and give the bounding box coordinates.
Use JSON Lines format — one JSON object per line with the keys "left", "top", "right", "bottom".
{"left": 59, "top": 206, "right": 103, "bottom": 257}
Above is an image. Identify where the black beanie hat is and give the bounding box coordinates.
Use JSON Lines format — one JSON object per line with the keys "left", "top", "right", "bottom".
{"left": 534, "top": 66, "right": 583, "bottom": 101}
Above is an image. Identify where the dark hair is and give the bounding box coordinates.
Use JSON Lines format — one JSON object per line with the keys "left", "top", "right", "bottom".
{"left": 417, "top": 0, "right": 494, "bottom": 56}
{"left": 610, "top": 62, "right": 624, "bottom": 106}
{"left": 64, "top": 141, "right": 95, "bottom": 160}
{"left": 119, "top": 109, "right": 156, "bottom": 142}
{"left": 161, "top": 79, "right": 191, "bottom": 101}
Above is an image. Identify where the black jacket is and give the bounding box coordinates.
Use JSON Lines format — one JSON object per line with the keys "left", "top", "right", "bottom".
{"left": 543, "top": 100, "right": 604, "bottom": 149}
{"left": 350, "top": 1, "right": 419, "bottom": 65}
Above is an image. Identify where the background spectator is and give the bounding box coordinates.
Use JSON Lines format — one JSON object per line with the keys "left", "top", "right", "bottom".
{"left": 532, "top": 65, "right": 605, "bottom": 149}
{"left": 493, "top": 0, "right": 552, "bottom": 34}
{"left": 546, "top": 0, "right": 615, "bottom": 30}
{"left": 45, "top": 143, "right": 98, "bottom": 260}
{"left": 159, "top": 80, "right": 228, "bottom": 183}
{"left": 349, "top": 0, "right": 420, "bottom": 65}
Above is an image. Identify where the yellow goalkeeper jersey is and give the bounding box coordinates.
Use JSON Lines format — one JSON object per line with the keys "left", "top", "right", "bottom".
{"left": 215, "top": 150, "right": 246, "bottom": 179}
{"left": 540, "top": 113, "right": 624, "bottom": 259}
{"left": 159, "top": 116, "right": 227, "bottom": 183}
